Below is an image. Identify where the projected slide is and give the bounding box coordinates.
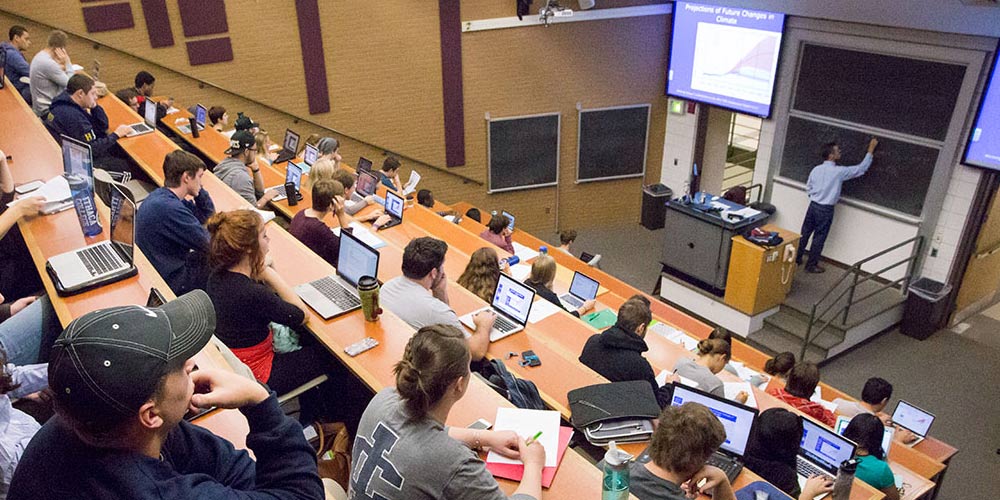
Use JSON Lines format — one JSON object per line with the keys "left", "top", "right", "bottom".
{"left": 668, "top": 1, "right": 786, "bottom": 117}
{"left": 964, "top": 48, "right": 1000, "bottom": 171}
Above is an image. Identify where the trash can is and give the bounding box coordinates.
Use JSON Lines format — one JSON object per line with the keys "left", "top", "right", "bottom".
{"left": 641, "top": 184, "right": 673, "bottom": 230}
{"left": 900, "top": 278, "right": 953, "bottom": 340}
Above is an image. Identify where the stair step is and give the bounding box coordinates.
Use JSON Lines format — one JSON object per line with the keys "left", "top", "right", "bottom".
{"left": 746, "top": 324, "right": 828, "bottom": 364}
{"left": 763, "top": 310, "right": 845, "bottom": 350}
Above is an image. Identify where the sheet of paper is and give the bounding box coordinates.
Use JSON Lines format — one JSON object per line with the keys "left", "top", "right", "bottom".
{"left": 443, "top": 215, "right": 456, "bottom": 223}
{"left": 810, "top": 393, "right": 838, "bottom": 413}
{"left": 332, "top": 222, "right": 386, "bottom": 249}
{"left": 509, "top": 263, "right": 531, "bottom": 282}
{"left": 512, "top": 242, "right": 540, "bottom": 263}
{"left": 251, "top": 208, "right": 276, "bottom": 224}
{"left": 403, "top": 170, "right": 421, "bottom": 190}
{"left": 165, "top": 106, "right": 179, "bottom": 115}
{"left": 649, "top": 322, "right": 699, "bottom": 351}
{"left": 487, "top": 408, "right": 560, "bottom": 467}
{"left": 657, "top": 369, "right": 700, "bottom": 388}
{"left": 729, "top": 361, "right": 766, "bottom": 385}
{"left": 9, "top": 175, "right": 71, "bottom": 206}
{"left": 724, "top": 381, "right": 758, "bottom": 408}
{"left": 528, "top": 298, "right": 562, "bottom": 324}
{"left": 732, "top": 206, "right": 761, "bottom": 218}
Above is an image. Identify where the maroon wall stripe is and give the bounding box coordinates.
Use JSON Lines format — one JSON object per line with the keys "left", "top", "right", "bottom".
{"left": 82, "top": 3, "right": 134, "bottom": 33}
{"left": 177, "top": 0, "right": 229, "bottom": 37}
{"left": 295, "top": 0, "right": 330, "bottom": 115}
{"left": 438, "top": 0, "right": 465, "bottom": 167}
{"left": 139, "top": 0, "right": 174, "bottom": 48}
{"left": 186, "top": 37, "right": 233, "bottom": 66}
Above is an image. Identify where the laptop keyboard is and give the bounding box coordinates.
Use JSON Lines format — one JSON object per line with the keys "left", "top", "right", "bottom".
{"left": 494, "top": 314, "right": 517, "bottom": 333}
{"left": 707, "top": 453, "right": 742, "bottom": 482}
{"left": 78, "top": 245, "right": 123, "bottom": 277}
{"left": 272, "top": 185, "right": 287, "bottom": 198}
{"left": 563, "top": 295, "right": 583, "bottom": 308}
{"left": 796, "top": 457, "right": 830, "bottom": 480}
{"left": 311, "top": 277, "right": 361, "bottom": 310}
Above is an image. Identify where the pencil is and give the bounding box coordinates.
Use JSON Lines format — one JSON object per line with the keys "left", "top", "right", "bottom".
{"left": 525, "top": 431, "right": 543, "bottom": 446}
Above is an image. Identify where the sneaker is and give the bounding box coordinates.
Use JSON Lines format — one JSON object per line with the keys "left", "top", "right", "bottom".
{"left": 806, "top": 265, "right": 826, "bottom": 274}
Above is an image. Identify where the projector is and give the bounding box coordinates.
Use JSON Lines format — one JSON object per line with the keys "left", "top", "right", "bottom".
{"left": 539, "top": 0, "right": 573, "bottom": 25}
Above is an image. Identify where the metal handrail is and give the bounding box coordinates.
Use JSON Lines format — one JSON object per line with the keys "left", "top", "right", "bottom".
{"left": 799, "top": 236, "right": 923, "bottom": 360}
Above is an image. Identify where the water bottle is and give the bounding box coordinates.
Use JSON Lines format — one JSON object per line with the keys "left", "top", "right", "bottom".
{"left": 67, "top": 173, "right": 102, "bottom": 237}
{"left": 602, "top": 441, "right": 632, "bottom": 500}
{"left": 499, "top": 255, "right": 520, "bottom": 268}
{"left": 831, "top": 458, "right": 858, "bottom": 500}
{"left": 539, "top": 246, "right": 548, "bottom": 255}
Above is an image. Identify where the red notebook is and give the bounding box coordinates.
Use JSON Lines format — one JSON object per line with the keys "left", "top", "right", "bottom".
{"left": 486, "top": 426, "right": 573, "bottom": 488}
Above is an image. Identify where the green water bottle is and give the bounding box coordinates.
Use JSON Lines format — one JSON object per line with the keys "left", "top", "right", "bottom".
{"left": 602, "top": 441, "right": 632, "bottom": 500}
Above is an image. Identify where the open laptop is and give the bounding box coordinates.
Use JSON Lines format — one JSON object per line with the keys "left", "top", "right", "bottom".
{"left": 502, "top": 210, "right": 516, "bottom": 231}
{"left": 294, "top": 229, "right": 380, "bottom": 320}
{"left": 376, "top": 190, "right": 404, "bottom": 230}
{"left": 291, "top": 143, "right": 319, "bottom": 173}
{"left": 796, "top": 418, "right": 857, "bottom": 495}
{"left": 834, "top": 416, "right": 894, "bottom": 456}
{"left": 891, "top": 400, "right": 934, "bottom": 446}
{"left": 46, "top": 183, "right": 138, "bottom": 295}
{"left": 273, "top": 129, "right": 300, "bottom": 164}
{"left": 267, "top": 163, "right": 303, "bottom": 202}
{"left": 559, "top": 271, "right": 600, "bottom": 309}
{"left": 357, "top": 156, "right": 373, "bottom": 175}
{"left": 460, "top": 273, "right": 535, "bottom": 342}
{"left": 125, "top": 100, "right": 158, "bottom": 137}
{"left": 668, "top": 382, "right": 758, "bottom": 482}
{"left": 177, "top": 104, "right": 206, "bottom": 134}
{"left": 353, "top": 171, "right": 379, "bottom": 203}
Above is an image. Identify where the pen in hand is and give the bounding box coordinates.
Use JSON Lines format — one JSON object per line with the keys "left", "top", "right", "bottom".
{"left": 525, "top": 431, "right": 543, "bottom": 446}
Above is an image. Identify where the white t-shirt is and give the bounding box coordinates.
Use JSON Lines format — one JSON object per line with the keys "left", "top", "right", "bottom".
{"left": 380, "top": 276, "right": 463, "bottom": 332}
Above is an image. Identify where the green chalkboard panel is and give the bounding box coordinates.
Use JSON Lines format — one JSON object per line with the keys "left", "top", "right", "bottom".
{"left": 577, "top": 105, "right": 650, "bottom": 182}
{"left": 488, "top": 114, "right": 560, "bottom": 192}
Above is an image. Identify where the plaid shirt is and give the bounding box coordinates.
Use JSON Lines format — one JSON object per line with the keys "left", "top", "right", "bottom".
{"left": 768, "top": 387, "right": 836, "bottom": 426}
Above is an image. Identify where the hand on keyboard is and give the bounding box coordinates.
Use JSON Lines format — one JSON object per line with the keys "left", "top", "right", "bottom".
{"left": 473, "top": 309, "right": 497, "bottom": 331}
{"left": 801, "top": 476, "right": 834, "bottom": 499}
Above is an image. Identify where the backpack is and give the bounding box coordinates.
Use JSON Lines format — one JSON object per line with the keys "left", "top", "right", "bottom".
{"left": 478, "top": 359, "right": 546, "bottom": 410}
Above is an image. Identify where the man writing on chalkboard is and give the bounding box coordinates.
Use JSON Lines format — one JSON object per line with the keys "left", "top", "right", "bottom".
{"left": 798, "top": 138, "right": 879, "bottom": 273}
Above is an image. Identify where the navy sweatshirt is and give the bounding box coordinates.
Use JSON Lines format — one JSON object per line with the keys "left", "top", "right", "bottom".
{"left": 579, "top": 325, "right": 672, "bottom": 408}
{"left": 8, "top": 394, "right": 324, "bottom": 499}
{"left": 45, "top": 91, "right": 119, "bottom": 157}
{"left": 136, "top": 186, "right": 215, "bottom": 294}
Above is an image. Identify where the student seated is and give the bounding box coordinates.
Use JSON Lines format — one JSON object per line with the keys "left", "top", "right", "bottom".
{"left": 308, "top": 158, "right": 337, "bottom": 184}
{"left": 214, "top": 130, "right": 278, "bottom": 208}
{"left": 764, "top": 351, "right": 796, "bottom": 385}
{"left": 131, "top": 70, "right": 172, "bottom": 118}
{"left": 332, "top": 168, "right": 384, "bottom": 219}
{"left": 377, "top": 156, "right": 403, "bottom": 192}
{"left": 457, "top": 247, "right": 504, "bottom": 303}
{"left": 673, "top": 339, "right": 747, "bottom": 403}
{"left": 136, "top": 150, "right": 215, "bottom": 294}
{"left": 29, "top": 30, "right": 74, "bottom": 116}
{"left": 289, "top": 180, "right": 350, "bottom": 267}
{"left": 316, "top": 137, "right": 342, "bottom": 167}
{"left": 833, "top": 377, "right": 917, "bottom": 444}
{"left": 557, "top": 229, "right": 576, "bottom": 255}
{"left": 843, "top": 414, "right": 900, "bottom": 500}
{"left": 0, "top": 351, "right": 48, "bottom": 495}
{"left": 479, "top": 212, "right": 515, "bottom": 254}
{"left": 8, "top": 292, "right": 324, "bottom": 499}
{"left": 465, "top": 207, "right": 482, "bottom": 223}
{"left": 767, "top": 362, "right": 835, "bottom": 426}
{"left": 46, "top": 74, "right": 132, "bottom": 172}
{"left": 351, "top": 325, "right": 545, "bottom": 500}
{"left": 524, "top": 254, "right": 593, "bottom": 317}
{"left": 205, "top": 210, "right": 331, "bottom": 398}
{"left": 380, "top": 237, "right": 495, "bottom": 361}
{"left": 707, "top": 327, "right": 767, "bottom": 386}
{"left": 2, "top": 26, "right": 32, "bottom": 103}
{"left": 579, "top": 297, "right": 672, "bottom": 407}
{"left": 208, "top": 106, "right": 227, "bottom": 132}
{"left": 743, "top": 408, "right": 834, "bottom": 500}
{"left": 253, "top": 131, "right": 273, "bottom": 168}
{"left": 628, "top": 403, "right": 735, "bottom": 500}
{"left": 114, "top": 87, "right": 139, "bottom": 112}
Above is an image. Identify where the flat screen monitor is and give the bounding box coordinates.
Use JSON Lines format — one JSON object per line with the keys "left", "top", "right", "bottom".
{"left": 891, "top": 400, "right": 935, "bottom": 437}
{"left": 302, "top": 143, "right": 319, "bottom": 166}
{"left": 144, "top": 100, "right": 158, "bottom": 127}
{"left": 385, "top": 190, "right": 404, "bottom": 219}
{"left": 285, "top": 163, "right": 302, "bottom": 190}
{"left": 194, "top": 104, "right": 207, "bottom": 128}
{"left": 283, "top": 129, "right": 300, "bottom": 153}
{"left": 337, "top": 229, "right": 380, "bottom": 287}
{"left": 800, "top": 418, "right": 856, "bottom": 475}
{"left": 491, "top": 273, "right": 535, "bottom": 325}
{"left": 569, "top": 271, "right": 600, "bottom": 301}
{"left": 963, "top": 42, "right": 1000, "bottom": 171}
{"left": 667, "top": 1, "right": 786, "bottom": 117}
{"left": 61, "top": 135, "right": 94, "bottom": 193}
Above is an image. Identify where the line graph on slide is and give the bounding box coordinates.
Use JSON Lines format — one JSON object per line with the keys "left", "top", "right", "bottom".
{"left": 690, "top": 22, "right": 782, "bottom": 105}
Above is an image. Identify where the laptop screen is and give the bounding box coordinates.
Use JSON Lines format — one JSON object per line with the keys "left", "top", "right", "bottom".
{"left": 283, "top": 129, "right": 300, "bottom": 153}
{"left": 800, "top": 418, "right": 856, "bottom": 474}
{"left": 285, "top": 163, "right": 302, "bottom": 190}
{"left": 670, "top": 383, "right": 757, "bottom": 456}
{"left": 144, "top": 100, "right": 157, "bottom": 127}
{"left": 491, "top": 273, "right": 535, "bottom": 325}
{"left": 357, "top": 157, "right": 373, "bottom": 174}
{"left": 356, "top": 172, "right": 378, "bottom": 197}
{"left": 385, "top": 190, "right": 404, "bottom": 219}
{"left": 62, "top": 135, "right": 94, "bottom": 193}
{"left": 194, "top": 104, "right": 207, "bottom": 127}
{"left": 337, "top": 229, "right": 379, "bottom": 287}
{"left": 569, "top": 271, "right": 600, "bottom": 300}
{"left": 109, "top": 184, "right": 135, "bottom": 263}
{"left": 834, "top": 416, "right": 893, "bottom": 455}
{"left": 891, "top": 400, "right": 934, "bottom": 436}
{"left": 502, "top": 210, "right": 515, "bottom": 231}
{"left": 303, "top": 143, "right": 319, "bottom": 166}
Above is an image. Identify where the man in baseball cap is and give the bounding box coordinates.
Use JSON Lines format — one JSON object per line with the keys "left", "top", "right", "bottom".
{"left": 215, "top": 130, "right": 278, "bottom": 208}
{"left": 8, "top": 291, "right": 323, "bottom": 499}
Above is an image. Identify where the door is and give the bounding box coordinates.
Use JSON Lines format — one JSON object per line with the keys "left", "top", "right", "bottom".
{"left": 952, "top": 176, "right": 1000, "bottom": 323}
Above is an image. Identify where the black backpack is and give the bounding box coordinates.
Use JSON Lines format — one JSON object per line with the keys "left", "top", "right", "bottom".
{"left": 478, "top": 359, "right": 546, "bottom": 410}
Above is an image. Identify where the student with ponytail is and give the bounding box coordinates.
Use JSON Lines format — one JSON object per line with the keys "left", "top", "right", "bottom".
{"left": 351, "top": 324, "right": 545, "bottom": 500}
{"left": 673, "top": 339, "right": 748, "bottom": 404}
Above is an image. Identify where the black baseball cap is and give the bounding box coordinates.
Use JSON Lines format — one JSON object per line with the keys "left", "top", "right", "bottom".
{"left": 49, "top": 290, "right": 216, "bottom": 423}
{"left": 233, "top": 112, "right": 259, "bottom": 131}
{"left": 225, "top": 130, "right": 256, "bottom": 155}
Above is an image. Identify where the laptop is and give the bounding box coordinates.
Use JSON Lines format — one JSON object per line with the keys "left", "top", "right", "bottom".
{"left": 177, "top": 104, "right": 207, "bottom": 134}
{"left": 502, "top": 210, "right": 516, "bottom": 231}
{"left": 891, "top": 400, "right": 934, "bottom": 446}
{"left": 125, "top": 100, "right": 158, "bottom": 137}
{"left": 834, "top": 416, "right": 895, "bottom": 456}
{"left": 357, "top": 156, "right": 373, "bottom": 174}
{"left": 459, "top": 273, "right": 535, "bottom": 342}
{"left": 559, "top": 271, "right": 600, "bottom": 309}
{"left": 46, "top": 183, "right": 138, "bottom": 295}
{"left": 273, "top": 129, "right": 300, "bottom": 164}
{"left": 267, "top": 163, "right": 303, "bottom": 202}
{"left": 351, "top": 171, "right": 379, "bottom": 204}
{"left": 291, "top": 143, "right": 318, "bottom": 173}
{"left": 377, "top": 190, "right": 404, "bottom": 230}
{"left": 796, "top": 418, "right": 857, "bottom": 494}
{"left": 668, "top": 382, "right": 758, "bottom": 482}
{"left": 294, "top": 229, "right": 380, "bottom": 320}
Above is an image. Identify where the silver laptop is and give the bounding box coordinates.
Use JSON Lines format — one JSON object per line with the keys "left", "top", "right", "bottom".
{"left": 460, "top": 273, "right": 535, "bottom": 342}
{"left": 125, "top": 100, "right": 158, "bottom": 137}
{"left": 295, "top": 229, "right": 380, "bottom": 319}
{"left": 352, "top": 171, "right": 379, "bottom": 203}
{"left": 177, "top": 104, "right": 206, "bottom": 134}
{"left": 267, "top": 163, "right": 303, "bottom": 202}
{"left": 559, "top": 271, "right": 600, "bottom": 309}
{"left": 796, "top": 418, "right": 856, "bottom": 494}
{"left": 291, "top": 143, "right": 318, "bottom": 173}
{"left": 273, "top": 129, "right": 300, "bottom": 164}
{"left": 891, "top": 400, "right": 934, "bottom": 446}
{"left": 835, "top": 416, "right": 895, "bottom": 456}
{"left": 46, "top": 183, "right": 137, "bottom": 294}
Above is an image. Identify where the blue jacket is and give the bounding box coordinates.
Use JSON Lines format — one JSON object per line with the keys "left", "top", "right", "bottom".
{"left": 136, "top": 186, "right": 215, "bottom": 294}
{"left": 0, "top": 42, "right": 29, "bottom": 94}
{"left": 45, "top": 91, "right": 119, "bottom": 157}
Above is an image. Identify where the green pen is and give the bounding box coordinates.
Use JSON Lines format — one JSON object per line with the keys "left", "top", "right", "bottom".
{"left": 525, "top": 431, "right": 543, "bottom": 446}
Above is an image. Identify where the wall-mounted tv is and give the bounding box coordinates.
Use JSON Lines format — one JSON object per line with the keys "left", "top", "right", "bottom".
{"left": 667, "top": 1, "right": 786, "bottom": 117}
{"left": 963, "top": 42, "right": 1000, "bottom": 171}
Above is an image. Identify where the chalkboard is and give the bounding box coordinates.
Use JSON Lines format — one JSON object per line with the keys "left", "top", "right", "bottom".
{"left": 488, "top": 113, "right": 560, "bottom": 193}
{"left": 577, "top": 104, "right": 650, "bottom": 182}
{"left": 778, "top": 116, "right": 939, "bottom": 217}
{"left": 793, "top": 44, "right": 965, "bottom": 141}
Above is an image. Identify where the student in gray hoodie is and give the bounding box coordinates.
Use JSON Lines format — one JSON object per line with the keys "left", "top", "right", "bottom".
{"left": 29, "top": 30, "right": 74, "bottom": 116}
{"left": 214, "top": 130, "right": 278, "bottom": 208}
